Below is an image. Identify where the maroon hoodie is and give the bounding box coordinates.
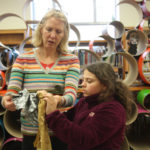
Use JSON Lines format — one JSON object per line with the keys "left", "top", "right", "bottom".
{"left": 46, "top": 94, "right": 126, "bottom": 150}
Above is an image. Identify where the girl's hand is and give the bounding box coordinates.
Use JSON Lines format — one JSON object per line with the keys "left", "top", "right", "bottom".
{"left": 44, "top": 93, "right": 58, "bottom": 115}
{"left": 37, "top": 90, "right": 58, "bottom": 115}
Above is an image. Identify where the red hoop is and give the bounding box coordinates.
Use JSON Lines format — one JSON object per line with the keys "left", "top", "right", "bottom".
{"left": 138, "top": 48, "right": 150, "bottom": 84}
{"left": 0, "top": 71, "right": 6, "bottom": 90}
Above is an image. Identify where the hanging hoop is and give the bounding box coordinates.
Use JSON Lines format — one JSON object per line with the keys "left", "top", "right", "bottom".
{"left": 102, "top": 21, "right": 125, "bottom": 40}
{"left": 69, "top": 24, "right": 81, "bottom": 50}
{"left": 106, "top": 52, "right": 138, "bottom": 86}
{"left": 138, "top": 48, "right": 150, "bottom": 84}
{"left": 116, "top": 0, "right": 143, "bottom": 27}
{"left": 0, "top": 13, "right": 30, "bottom": 38}
{"left": 126, "top": 29, "right": 148, "bottom": 56}
{"left": 3, "top": 110, "right": 22, "bottom": 138}
{"left": 89, "top": 35, "right": 115, "bottom": 58}
{"left": 137, "top": 89, "right": 150, "bottom": 111}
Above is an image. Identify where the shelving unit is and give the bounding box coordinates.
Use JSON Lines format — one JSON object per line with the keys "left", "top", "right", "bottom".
{"left": 0, "top": 29, "right": 150, "bottom": 91}
{"left": 0, "top": 27, "right": 150, "bottom": 150}
{"left": 0, "top": 29, "right": 26, "bottom": 45}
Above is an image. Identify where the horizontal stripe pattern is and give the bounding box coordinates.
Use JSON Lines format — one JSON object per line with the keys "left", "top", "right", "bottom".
{"left": 6, "top": 50, "right": 80, "bottom": 135}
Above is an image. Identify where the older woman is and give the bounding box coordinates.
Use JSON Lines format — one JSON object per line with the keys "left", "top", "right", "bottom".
{"left": 1, "top": 9, "right": 80, "bottom": 150}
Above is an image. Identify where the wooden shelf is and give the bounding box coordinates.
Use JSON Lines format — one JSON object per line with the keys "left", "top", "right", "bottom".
{"left": 130, "top": 85, "right": 150, "bottom": 91}
{"left": 0, "top": 29, "right": 26, "bottom": 45}
{"left": 0, "top": 29, "right": 107, "bottom": 47}
{"left": 0, "top": 29, "right": 150, "bottom": 93}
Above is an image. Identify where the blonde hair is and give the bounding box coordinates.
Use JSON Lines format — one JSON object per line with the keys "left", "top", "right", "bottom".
{"left": 32, "top": 9, "right": 70, "bottom": 54}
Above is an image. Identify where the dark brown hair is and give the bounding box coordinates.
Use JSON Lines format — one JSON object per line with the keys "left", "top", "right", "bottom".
{"left": 84, "top": 62, "right": 135, "bottom": 121}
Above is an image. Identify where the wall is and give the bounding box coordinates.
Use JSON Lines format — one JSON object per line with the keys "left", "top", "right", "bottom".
{"left": 0, "top": 0, "right": 143, "bottom": 30}
{"left": 0, "top": 0, "right": 31, "bottom": 29}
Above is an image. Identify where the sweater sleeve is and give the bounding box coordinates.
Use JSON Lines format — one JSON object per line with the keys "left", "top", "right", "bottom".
{"left": 46, "top": 102, "right": 126, "bottom": 149}
{"left": 61, "top": 54, "right": 80, "bottom": 106}
{"left": 6, "top": 55, "right": 24, "bottom": 95}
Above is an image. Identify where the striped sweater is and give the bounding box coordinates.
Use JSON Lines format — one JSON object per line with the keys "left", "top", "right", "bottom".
{"left": 6, "top": 49, "right": 80, "bottom": 135}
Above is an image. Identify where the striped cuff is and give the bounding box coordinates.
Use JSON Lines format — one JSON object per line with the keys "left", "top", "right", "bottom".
{"left": 57, "top": 96, "right": 66, "bottom": 107}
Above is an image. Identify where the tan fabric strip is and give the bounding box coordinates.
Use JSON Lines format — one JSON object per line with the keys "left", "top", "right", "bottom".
{"left": 34, "top": 92, "right": 52, "bottom": 150}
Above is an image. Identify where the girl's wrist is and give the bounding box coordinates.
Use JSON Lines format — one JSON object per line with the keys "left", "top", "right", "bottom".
{"left": 54, "top": 95, "right": 66, "bottom": 107}
{"left": 59, "top": 96, "right": 66, "bottom": 106}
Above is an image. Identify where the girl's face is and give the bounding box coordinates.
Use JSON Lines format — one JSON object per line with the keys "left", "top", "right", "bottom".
{"left": 81, "top": 69, "right": 106, "bottom": 97}
{"left": 41, "top": 17, "right": 65, "bottom": 50}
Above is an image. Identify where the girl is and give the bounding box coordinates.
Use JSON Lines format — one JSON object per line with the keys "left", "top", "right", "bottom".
{"left": 40, "top": 62, "right": 137, "bottom": 150}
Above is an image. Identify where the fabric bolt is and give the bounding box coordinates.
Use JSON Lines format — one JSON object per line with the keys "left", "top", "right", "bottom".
{"left": 5, "top": 49, "right": 80, "bottom": 135}
{"left": 46, "top": 94, "right": 126, "bottom": 150}
{"left": 34, "top": 92, "right": 52, "bottom": 150}
{"left": 12, "top": 89, "right": 38, "bottom": 124}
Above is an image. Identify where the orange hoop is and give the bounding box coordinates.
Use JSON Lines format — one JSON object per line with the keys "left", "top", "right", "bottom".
{"left": 138, "top": 48, "right": 150, "bottom": 84}
{"left": 0, "top": 71, "right": 6, "bottom": 90}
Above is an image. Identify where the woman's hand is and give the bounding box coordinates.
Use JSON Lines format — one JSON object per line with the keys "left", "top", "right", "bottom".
{"left": 2, "top": 95, "right": 16, "bottom": 111}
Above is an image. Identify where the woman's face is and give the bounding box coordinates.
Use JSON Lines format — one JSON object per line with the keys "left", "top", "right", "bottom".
{"left": 41, "top": 17, "right": 65, "bottom": 50}
{"left": 81, "top": 69, "right": 106, "bottom": 97}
